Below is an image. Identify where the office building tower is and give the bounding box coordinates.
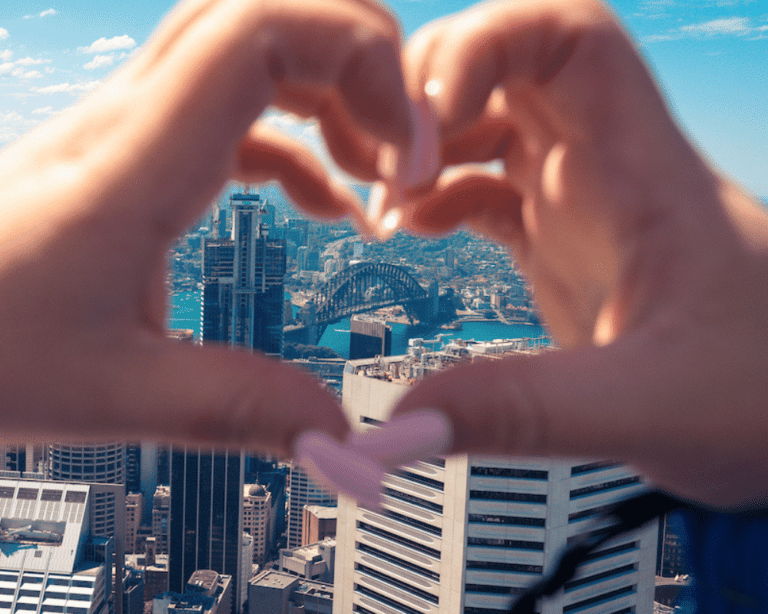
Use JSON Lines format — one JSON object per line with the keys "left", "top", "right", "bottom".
{"left": 169, "top": 448, "right": 245, "bottom": 614}
{"left": 126, "top": 444, "right": 142, "bottom": 494}
{"left": 349, "top": 316, "right": 391, "bottom": 360}
{"left": 153, "top": 485, "right": 171, "bottom": 554}
{"left": 279, "top": 539, "right": 335, "bottom": 583}
{"left": 287, "top": 466, "right": 336, "bottom": 550}
{"left": 243, "top": 484, "right": 272, "bottom": 567}
{"left": 47, "top": 441, "right": 126, "bottom": 538}
{"left": 125, "top": 492, "right": 144, "bottom": 554}
{"left": 201, "top": 192, "right": 287, "bottom": 357}
{"left": 334, "top": 340, "right": 657, "bottom": 614}
{"left": 0, "top": 479, "right": 112, "bottom": 614}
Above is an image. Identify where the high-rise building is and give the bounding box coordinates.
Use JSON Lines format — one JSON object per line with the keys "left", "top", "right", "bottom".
{"left": 125, "top": 492, "right": 144, "bottom": 554}
{"left": 287, "top": 466, "right": 336, "bottom": 550}
{"left": 243, "top": 484, "right": 272, "bottom": 567}
{"left": 201, "top": 192, "right": 287, "bottom": 357}
{"left": 47, "top": 441, "right": 127, "bottom": 538}
{"left": 334, "top": 339, "right": 657, "bottom": 614}
{"left": 169, "top": 448, "right": 245, "bottom": 614}
{"left": 0, "top": 479, "right": 113, "bottom": 614}
{"left": 152, "top": 485, "right": 171, "bottom": 554}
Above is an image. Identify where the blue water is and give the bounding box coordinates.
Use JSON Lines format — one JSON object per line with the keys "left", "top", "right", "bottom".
{"left": 168, "top": 290, "right": 546, "bottom": 357}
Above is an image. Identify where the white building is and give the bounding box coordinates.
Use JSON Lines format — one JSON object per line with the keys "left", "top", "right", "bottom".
{"left": 333, "top": 340, "right": 657, "bottom": 614}
{"left": 0, "top": 479, "right": 110, "bottom": 614}
{"left": 287, "top": 468, "right": 336, "bottom": 550}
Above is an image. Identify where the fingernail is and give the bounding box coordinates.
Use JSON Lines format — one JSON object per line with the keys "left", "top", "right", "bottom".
{"left": 293, "top": 431, "right": 385, "bottom": 508}
{"left": 367, "top": 182, "right": 403, "bottom": 240}
{"left": 347, "top": 408, "right": 454, "bottom": 469}
{"left": 398, "top": 98, "right": 440, "bottom": 191}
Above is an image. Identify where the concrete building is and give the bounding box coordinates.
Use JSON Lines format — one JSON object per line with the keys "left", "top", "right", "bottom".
{"left": 152, "top": 485, "right": 171, "bottom": 554}
{"left": 0, "top": 479, "right": 111, "bottom": 614}
{"left": 201, "top": 192, "right": 287, "bottom": 357}
{"left": 154, "top": 570, "right": 232, "bottom": 614}
{"left": 248, "top": 571, "right": 332, "bottom": 614}
{"left": 302, "top": 506, "right": 337, "bottom": 547}
{"left": 47, "top": 442, "right": 126, "bottom": 539}
{"left": 243, "top": 485, "right": 272, "bottom": 567}
{"left": 287, "top": 467, "right": 336, "bottom": 550}
{"left": 279, "top": 539, "right": 335, "bottom": 584}
{"left": 333, "top": 339, "right": 657, "bottom": 614}
{"left": 169, "top": 449, "right": 245, "bottom": 614}
{"left": 125, "top": 492, "right": 143, "bottom": 554}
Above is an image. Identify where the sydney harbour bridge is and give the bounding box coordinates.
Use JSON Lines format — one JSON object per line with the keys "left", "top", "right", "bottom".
{"left": 284, "top": 262, "right": 439, "bottom": 345}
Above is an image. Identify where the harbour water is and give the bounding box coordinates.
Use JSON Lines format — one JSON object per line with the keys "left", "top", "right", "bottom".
{"left": 168, "top": 290, "right": 547, "bottom": 358}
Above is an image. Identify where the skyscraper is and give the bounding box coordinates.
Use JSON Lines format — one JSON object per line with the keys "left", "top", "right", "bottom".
{"left": 170, "top": 192, "right": 286, "bottom": 614}
{"left": 201, "top": 192, "right": 287, "bottom": 357}
{"left": 169, "top": 448, "right": 245, "bottom": 613}
{"left": 334, "top": 340, "right": 657, "bottom": 614}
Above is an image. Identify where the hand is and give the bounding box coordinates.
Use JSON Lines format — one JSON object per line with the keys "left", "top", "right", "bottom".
{"left": 378, "top": 0, "right": 768, "bottom": 509}
{"left": 0, "top": 0, "right": 414, "bottom": 456}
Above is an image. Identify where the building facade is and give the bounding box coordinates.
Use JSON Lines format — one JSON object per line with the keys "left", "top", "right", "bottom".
{"left": 125, "top": 492, "right": 143, "bottom": 554}
{"left": 169, "top": 448, "right": 245, "bottom": 614}
{"left": 201, "top": 193, "right": 287, "bottom": 357}
{"left": 243, "top": 485, "right": 272, "bottom": 567}
{"left": 333, "top": 340, "right": 657, "bottom": 614}
{"left": 287, "top": 467, "right": 336, "bottom": 550}
{"left": 47, "top": 442, "right": 127, "bottom": 538}
{"left": 0, "top": 479, "right": 111, "bottom": 614}
{"left": 152, "top": 485, "right": 171, "bottom": 554}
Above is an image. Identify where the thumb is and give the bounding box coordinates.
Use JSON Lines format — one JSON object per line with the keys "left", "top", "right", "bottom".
{"left": 104, "top": 335, "right": 350, "bottom": 458}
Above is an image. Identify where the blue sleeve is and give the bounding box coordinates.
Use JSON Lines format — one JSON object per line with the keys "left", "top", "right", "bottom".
{"left": 677, "top": 509, "right": 768, "bottom": 613}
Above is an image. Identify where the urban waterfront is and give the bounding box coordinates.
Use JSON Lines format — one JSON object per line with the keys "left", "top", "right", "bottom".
{"left": 168, "top": 290, "right": 547, "bottom": 359}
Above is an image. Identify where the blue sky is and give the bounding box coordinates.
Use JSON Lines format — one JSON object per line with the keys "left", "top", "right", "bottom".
{"left": 1, "top": 0, "right": 766, "bottom": 198}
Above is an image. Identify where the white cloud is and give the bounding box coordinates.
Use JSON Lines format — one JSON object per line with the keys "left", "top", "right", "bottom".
{"left": 680, "top": 16, "right": 751, "bottom": 34}
{"left": 32, "top": 106, "right": 56, "bottom": 115}
{"left": 0, "top": 111, "right": 39, "bottom": 145}
{"left": 0, "top": 50, "right": 11, "bottom": 61}
{"left": 0, "top": 28, "right": 9, "bottom": 40}
{"left": 83, "top": 54, "right": 114, "bottom": 70}
{"left": 39, "top": 8, "right": 57, "bottom": 18}
{"left": 33, "top": 80, "right": 100, "bottom": 94}
{"left": 0, "top": 62, "right": 14, "bottom": 75}
{"left": 15, "top": 57, "right": 52, "bottom": 66}
{"left": 80, "top": 35, "right": 136, "bottom": 54}
{"left": 11, "top": 67, "right": 42, "bottom": 79}
{"left": 643, "top": 15, "right": 763, "bottom": 42}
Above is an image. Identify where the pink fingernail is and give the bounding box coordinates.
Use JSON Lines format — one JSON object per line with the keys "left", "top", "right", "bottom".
{"left": 398, "top": 98, "right": 440, "bottom": 191}
{"left": 293, "top": 431, "right": 385, "bottom": 509}
{"left": 347, "top": 408, "right": 454, "bottom": 469}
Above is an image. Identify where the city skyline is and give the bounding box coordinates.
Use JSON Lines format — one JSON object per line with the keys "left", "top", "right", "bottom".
{"left": 0, "top": 0, "right": 766, "bottom": 198}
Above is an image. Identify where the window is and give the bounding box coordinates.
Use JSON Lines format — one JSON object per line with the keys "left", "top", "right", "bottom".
{"left": 356, "top": 564, "right": 438, "bottom": 604}
{"left": 358, "top": 522, "right": 440, "bottom": 557}
{"left": 563, "top": 585, "right": 635, "bottom": 612}
{"left": 469, "top": 490, "right": 546, "bottom": 503}
{"left": 570, "top": 476, "right": 641, "bottom": 499}
{"left": 468, "top": 513, "right": 545, "bottom": 527}
{"left": 465, "top": 561, "right": 543, "bottom": 574}
{"left": 356, "top": 543, "right": 439, "bottom": 581}
{"left": 466, "top": 537, "right": 544, "bottom": 551}
{"left": 471, "top": 466, "right": 548, "bottom": 480}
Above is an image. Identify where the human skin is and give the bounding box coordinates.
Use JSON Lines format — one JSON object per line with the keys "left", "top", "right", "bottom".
{"left": 0, "top": 0, "right": 414, "bottom": 457}
{"left": 1, "top": 0, "right": 767, "bottom": 510}
{"left": 382, "top": 0, "right": 768, "bottom": 510}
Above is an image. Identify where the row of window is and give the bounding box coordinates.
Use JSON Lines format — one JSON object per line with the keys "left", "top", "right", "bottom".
{"left": 469, "top": 490, "right": 547, "bottom": 504}
{"left": 466, "top": 536, "right": 544, "bottom": 551}
{"left": 0, "top": 578, "right": 91, "bottom": 589}
{"left": 355, "top": 584, "right": 421, "bottom": 614}
{"left": 468, "top": 513, "right": 545, "bottom": 527}
{"left": 569, "top": 476, "right": 641, "bottom": 500}
{"left": 381, "top": 510, "right": 442, "bottom": 537}
{"left": 392, "top": 470, "right": 444, "bottom": 492}
{"left": 356, "top": 563, "right": 438, "bottom": 605}
{"left": 564, "top": 563, "right": 636, "bottom": 591}
{"left": 465, "top": 561, "right": 543, "bottom": 574}
{"left": 358, "top": 522, "right": 440, "bottom": 558}
{"left": 465, "top": 584, "right": 527, "bottom": 596}
{"left": 570, "top": 461, "right": 621, "bottom": 475}
{"left": 562, "top": 585, "right": 635, "bottom": 612}
{"left": 0, "top": 605, "right": 89, "bottom": 614}
{"left": 471, "top": 466, "right": 548, "bottom": 480}
{"left": 383, "top": 488, "right": 443, "bottom": 513}
{"left": 356, "top": 543, "right": 439, "bottom": 581}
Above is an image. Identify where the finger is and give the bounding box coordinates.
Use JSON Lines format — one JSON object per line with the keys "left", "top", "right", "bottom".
{"left": 102, "top": 335, "right": 351, "bottom": 458}
{"left": 388, "top": 328, "right": 768, "bottom": 509}
{"left": 115, "top": 0, "right": 413, "bottom": 237}
{"left": 235, "top": 124, "right": 373, "bottom": 234}
{"left": 405, "top": 168, "right": 525, "bottom": 247}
